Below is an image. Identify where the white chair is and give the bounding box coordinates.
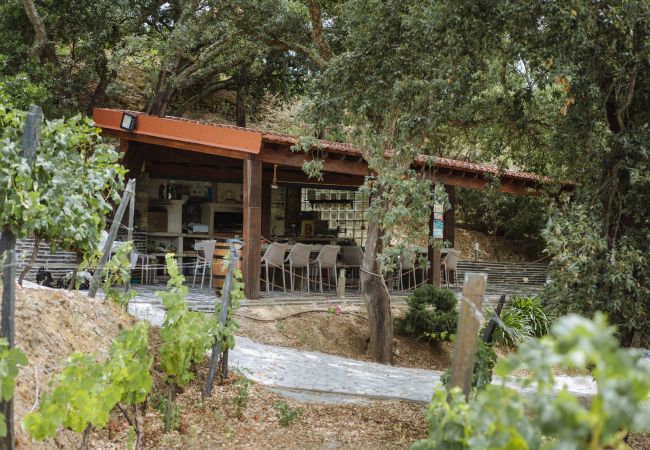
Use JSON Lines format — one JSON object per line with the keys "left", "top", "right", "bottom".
{"left": 192, "top": 240, "right": 216, "bottom": 290}
{"left": 310, "top": 245, "right": 340, "bottom": 293}
{"left": 342, "top": 246, "right": 364, "bottom": 289}
{"left": 285, "top": 243, "right": 312, "bottom": 293}
{"left": 261, "top": 242, "right": 288, "bottom": 293}
{"left": 442, "top": 249, "right": 461, "bottom": 287}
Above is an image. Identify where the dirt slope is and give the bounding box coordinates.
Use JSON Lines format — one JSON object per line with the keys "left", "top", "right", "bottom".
{"left": 7, "top": 284, "right": 134, "bottom": 449}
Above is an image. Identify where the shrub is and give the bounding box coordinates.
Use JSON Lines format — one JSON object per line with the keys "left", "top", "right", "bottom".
{"left": 509, "top": 295, "right": 551, "bottom": 337}
{"left": 395, "top": 285, "right": 458, "bottom": 343}
{"left": 493, "top": 295, "right": 552, "bottom": 347}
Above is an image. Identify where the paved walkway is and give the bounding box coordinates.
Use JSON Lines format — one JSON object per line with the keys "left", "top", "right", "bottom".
{"left": 128, "top": 302, "right": 596, "bottom": 404}
{"left": 229, "top": 335, "right": 596, "bottom": 403}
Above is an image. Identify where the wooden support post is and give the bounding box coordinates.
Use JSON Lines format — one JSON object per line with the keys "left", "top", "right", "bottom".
{"left": 242, "top": 157, "right": 262, "bottom": 299}
{"left": 0, "top": 248, "right": 17, "bottom": 450}
{"left": 447, "top": 273, "right": 487, "bottom": 398}
{"left": 261, "top": 171, "right": 272, "bottom": 239}
{"left": 428, "top": 207, "right": 442, "bottom": 287}
{"left": 443, "top": 185, "right": 456, "bottom": 247}
{"left": 0, "top": 104, "right": 41, "bottom": 450}
{"left": 88, "top": 178, "right": 136, "bottom": 298}
{"left": 125, "top": 180, "right": 136, "bottom": 291}
{"left": 1, "top": 248, "right": 17, "bottom": 347}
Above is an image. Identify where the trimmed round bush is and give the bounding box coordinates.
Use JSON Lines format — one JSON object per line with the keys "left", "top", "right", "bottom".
{"left": 395, "top": 285, "right": 458, "bottom": 343}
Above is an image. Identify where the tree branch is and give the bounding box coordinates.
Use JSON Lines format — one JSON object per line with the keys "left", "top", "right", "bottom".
{"left": 21, "top": 0, "right": 58, "bottom": 64}
{"left": 306, "top": 0, "right": 333, "bottom": 63}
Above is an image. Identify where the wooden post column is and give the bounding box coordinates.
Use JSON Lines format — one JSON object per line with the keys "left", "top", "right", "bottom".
{"left": 242, "top": 157, "right": 262, "bottom": 299}
{"left": 428, "top": 206, "right": 442, "bottom": 288}
{"left": 443, "top": 185, "right": 456, "bottom": 247}
{"left": 261, "top": 170, "right": 272, "bottom": 239}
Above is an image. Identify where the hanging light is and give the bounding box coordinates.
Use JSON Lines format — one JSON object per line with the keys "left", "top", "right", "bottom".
{"left": 271, "top": 164, "right": 279, "bottom": 189}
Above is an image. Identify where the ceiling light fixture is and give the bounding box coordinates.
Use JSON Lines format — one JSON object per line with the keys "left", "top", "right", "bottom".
{"left": 271, "top": 164, "right": 279, "bottom": 189}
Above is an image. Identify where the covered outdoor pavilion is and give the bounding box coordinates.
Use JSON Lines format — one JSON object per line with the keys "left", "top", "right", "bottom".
{"left": 93, "top": 108, "right": 568, "bottom": 300}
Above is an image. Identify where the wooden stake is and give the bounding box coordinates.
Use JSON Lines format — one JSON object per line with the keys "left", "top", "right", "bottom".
{"left": 447, "top": 272, "right": 487, "bottom": 398}
{"left": 125, "top": 180, "right": 136, "bottom": 291}
{"left": 0, "top": 104, "right": 41, "bottom": 450}
{"left": 88, "top": 178, "right": 136, "bottom": 298}
{"left": 203, "top": 239, "right": 242, "bottom": 396}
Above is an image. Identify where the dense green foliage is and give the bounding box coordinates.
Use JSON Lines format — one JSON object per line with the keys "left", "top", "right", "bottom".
{"left": 0, "top": 0, "right": 324, "bottom": 119}
{"left": 23, "top": 322, "right": 151, "bottom": 440}
{"left": 456, "top": 186, "right": 550, "bottom": 259}
{"left": 493, "top": 296, "right": 553, "bottom": 348}
{"left": 0, "top": 104, "right": 125, "bottom": 259}
{"left": 413, "top": 314, "right": 650, "bottom": 449}
{"left": 0, "top": 339, "right": 28, "bottom": 437}
{"left": 543, "top": 200, "right": 650, "bottom": 346}
{"left": 394, "top": 285, "right": 458, "bottom": 343}
{"left": 306, "top": 0, "right": 650, "bottom": 348}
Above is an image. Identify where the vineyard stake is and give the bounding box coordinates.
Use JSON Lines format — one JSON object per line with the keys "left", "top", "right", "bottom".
{"left": 0, "top": 104, "right": 41, "bottom": 450}
{"left": 203, "top": 239, "right": 241, "bottom": 397}
{"left": 482, "top": 294, "right": 506, "bottom": 343}
{"left": 88, "top": 178, "right": 135, "bottom": 298}
{"left": 125, "top": 180, "right": 136, "bottom": 291}
{"left": 447, "top": 272, "right": 487, "bottom": 399}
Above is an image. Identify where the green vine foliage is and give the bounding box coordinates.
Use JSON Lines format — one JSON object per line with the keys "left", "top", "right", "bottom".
{"left": 0, "top": 103, "right": 125, "bottom": 258}
{"left": 0, "top": 338, "right": 28, "bottom": 437}
{"left": 158, "top": 254, "right": 215, "bottom": 386}
{"left": 413, "top": 313, "right": 650, "bottom": 450}
{"left": 103, "top": 241, "right": 137, "bottom": 308}
{"left": 105, "top": 322, "right": 152, "bottom": 407}
{"left": 23, "top": 323, "right": 151, "bottom": 441}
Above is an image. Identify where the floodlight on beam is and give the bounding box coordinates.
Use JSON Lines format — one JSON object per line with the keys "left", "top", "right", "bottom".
{"left": 120, "top": 112, "right": 137, "bottom": 132}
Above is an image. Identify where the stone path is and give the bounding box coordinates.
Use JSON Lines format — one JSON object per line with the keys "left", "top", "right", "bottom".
{"left": 228, "top": 335, "right": 596, "bottom": 403}
{"left": 129, "top": 301, "right": 597, "bottom": 404}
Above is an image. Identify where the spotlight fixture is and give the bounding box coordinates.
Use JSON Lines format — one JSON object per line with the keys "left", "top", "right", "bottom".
{"left": 120, "top": 112, "right": 137, "bottom": 132}
{"left": 271, "top": 164, "right": 279, "bottom": 189}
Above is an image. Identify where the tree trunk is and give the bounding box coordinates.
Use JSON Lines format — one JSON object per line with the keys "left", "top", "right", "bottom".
{"left": 68, "top": 253, "right": 82, "bottom": 290}
{"left": 21, "top": 0, "right": 58, "bottom": 64}
{"left": 80, "top": 424, "right": 91, "bottom": 450}
{"left": 306, "top": 0, "right": 333, "bottom": 62}
{"left": 18, "top": 235, "right": 41, "bottom": 286}
{"left": 86, "top": 51, "right": 117, "bottom": 115}
{"left": 235, "top": 88, "right": 246, "bottom": 128}
{"left": 360, "top": 217, "right": 393, "bottom": 364}
{"left": 146, "top": 67, "right": 177, "bottom": 117}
